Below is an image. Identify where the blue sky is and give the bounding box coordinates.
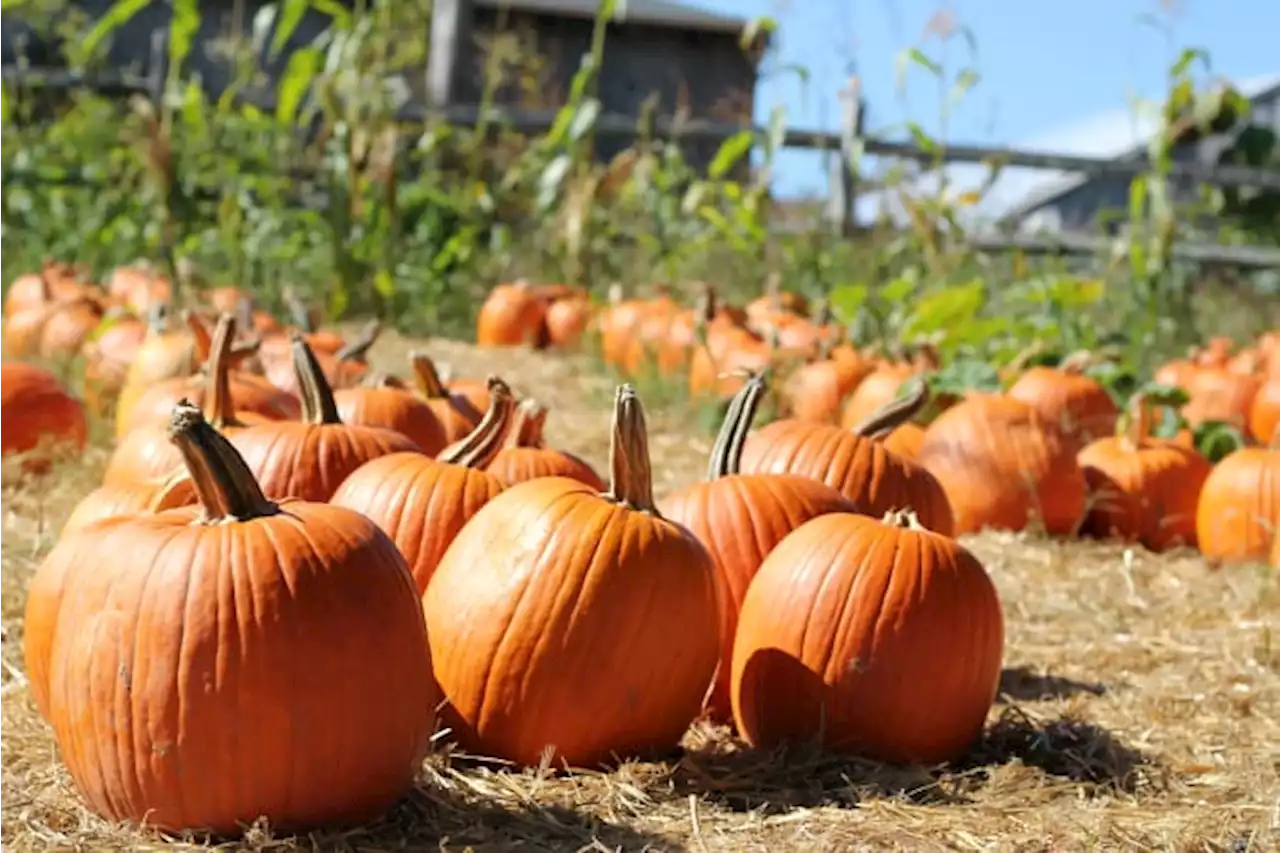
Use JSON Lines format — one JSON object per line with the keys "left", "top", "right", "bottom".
{"left": 694, "top": 0, "right": 1280, "bottom": 203}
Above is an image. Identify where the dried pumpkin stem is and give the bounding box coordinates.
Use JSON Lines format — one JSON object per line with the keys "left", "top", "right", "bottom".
{"left": 1120, "top": 393, "right": 1151, "bottom": 452}
{"left": 169, "top": 399, "right": 277, "bottom": 521}
{"left": 882, "top": 508, "right": 926, "bottom": 531}
{"left": 606, "top": 384, "right": 657, "bottom": 512}
{"left": 410, "top": 351, "right": 449, "bottom": 399}
{"left": 706, "top": 371, "right": 768, "bottom": 480}
{"left": 335, "top": 318, "right": 381, "bottom": 363}
{"left": 438, "top": 377, "right": 515, "bottom": 467}
{"left": 183, "top": 310, "right": 213, "bottom": 363}
{"left": 291, "top": 334, "right": 343, "bottom": 425}
{"left": 202, "top": 313, "right": 244, "bottom": 429}
{"left": 851, "top": 376, "right": 930, "bottom": 438}
{"left": 506, "top": 399, "right": 548, "bottom": 449}
{"left": 1059, "top": 350, "right": 1095, "bottom": 375}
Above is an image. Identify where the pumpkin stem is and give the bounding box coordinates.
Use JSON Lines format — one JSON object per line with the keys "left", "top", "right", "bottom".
{"left": 203, "top": 313, "right": 245, "bottom": 429}
{"left": 335, "top": 318, "right": 381, "bottom": 363}
{"left": 606, "top": 383, "right": 657, "bottom": 512}
{"left": 438, "top": 377, "right": 515, "bottom": 467}
{"left": 409, "top": 350, "right": 449, "bottom": 398}
{"left": 851, "top": 376, "right": 930, "bottom": 438}
{"left": 1119, "top": 393, "right": 1151, "bottom": 452}
{"left": 283, "top": 287, "right": 316, "bottom": 333}
{"left": 505, "top": 399, "right": 548, "bottom": 449}
{"left": 168, "top": 399, "right": 278, "bottom": 521}
{"left": 706, "top": 371, "right": 768, "bottom": 479}
{"left": 882, "top": 508, "right": 926, "bottom": 531}
{"left": 291, "top": 334, "right": 343, "bottom": 425}
{"left": 1059, "top": 350, "right": 1095, "bottom": 375}
{"left": 184, "top": 310, "right": 213, "bottom": 364}
{"left": 696, "top": 283, "right": 718, "bottom": 324}
{"left": 361, "top": 370, "right": 409, "bottom": 390}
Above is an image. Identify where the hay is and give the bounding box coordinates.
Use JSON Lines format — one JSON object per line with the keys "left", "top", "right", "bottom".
{"left": 3, "top": 335, "right": 1278, "bottom": 852}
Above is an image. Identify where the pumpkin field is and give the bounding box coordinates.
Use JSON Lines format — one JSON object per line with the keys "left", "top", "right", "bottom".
{"left": 3, "top": 6, "right": 1280, "bottom": 846}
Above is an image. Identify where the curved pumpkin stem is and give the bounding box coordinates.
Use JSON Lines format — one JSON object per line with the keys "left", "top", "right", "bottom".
{"left": 505, "top": 399, "right": 548, "bottom": 449}
{"left": 606, "top": 383, "right": 657, "bottom": 512}
{"left": 409, "top": 351, "right": 450, "bottom": 399}
{"left": 335, "top": 318, "right": 381, "bottom": 363}
{"left": 1119, "top": 393, "right": 1152, "bottom": 453}
{"left": 1059, "top": 350, "right": 1095, "bottom": 375}
{"left": 169, "top": 399, "right": 278, "bottom": 521}
{"left": 283, "top": 287, "right": 317, "bottom": 333}
{"left": 292, "top": 334, "right": 343, "bottom": 425}
{"left": 148, "top": 469, "right": 197, "bottom": 512}
{"left": 706, "top": 371, "right": 768, "bottom": 480}
{"left": 203, "top": 313, "right": 245, "bottom": 429}
{"left": 852, "top": 376, "right": 930, "bottom": 438}
{"left": 184, "top": 310, "right": 213, "bottom": 364}
{"left": 438, "top": 377, "right": 515, "bottom": 467}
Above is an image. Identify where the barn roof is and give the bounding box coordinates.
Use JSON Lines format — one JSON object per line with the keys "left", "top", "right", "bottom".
{"left": 472, "top": 0, "right": 749, "bottom": 35}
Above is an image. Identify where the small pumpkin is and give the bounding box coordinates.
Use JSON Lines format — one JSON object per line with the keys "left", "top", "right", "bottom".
{"left": 731, "top": 510, "right": 1004, "bottom": 764}
{"left": 330, "top": 377, "right": 513, "bottom": 594}
{"left": 334, "top": 372, "right": 449, "bottom": 456}
{"left": 663, "top": 371, "right": 854, "bottom": 721}
{"left": 0, "top": 362, "right": 88, "bottom": 471}
{"left": 422, "top": 384, "right": 720, "bottom": 767}
{"left": 231, "top": 335, "right": 421, "bottom": 501}
{"left": 1077, "top": 392, "right": 1212, "bottom": 552}
{"left": 1248, "top": 377, "right": 1279, "bottom": 445}
{"left": 544, "top": 294, "right": 593, "bottom": 349}
{"left": 782, "top": 338, "right": 874, "bottom": 425}
{"left": 739, "top": 378, "right": 955, "bottom": 535}
{"left": 1195, "top": 433, "right": 1279, "bottom": 565}
{"left": 36, "top": 401, "right": 437, "bottom": 833}
{"left": 476, "top": 280, "right": 549, "bottom": 347}
{"left": 1006, "top": 350, "right": 1119, "bottom": 445}
{"left": 61, "top": 473, "right": 196, "bottom": 535}
{"left": 409, "top": 350, "right": 483, "bottom": 442}
{"left": 917, "top": 393, "right": 1087, "bottom": 536}
{"left": 484, "top": 399, "right": 606, "bottom": 489}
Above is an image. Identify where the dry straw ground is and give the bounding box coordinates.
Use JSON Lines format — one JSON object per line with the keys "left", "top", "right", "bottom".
{"left": 3, "top": 333, "right": 1279, "bottom": 852}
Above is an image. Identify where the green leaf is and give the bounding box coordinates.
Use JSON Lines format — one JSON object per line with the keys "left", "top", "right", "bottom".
{"left": 276, "top": 46, "right": 322, "bottom": 125}
{"left": 270, "top": 0, "right": 310, "bottom": 57}
{"left": 1193, "top": 420, "right": 1245, "bottom": 464}
{"left": 828, "top": 283, "right": 868, "bottom": 325}
{"left": 931, "top": 358, "right": 1001, "bottom": 396}
{"left": 901, "top": 280, "right": 986, "bottom": 338}
{"left": 1132, "top": 381, "right": 1191, "bottom": 408}
{"left": 168, "top": 0, "right": 201, "bottom": 76}
{"left": 373, "top": 268, "right": 396, "bottom": 301}
{"left": 905, "top": 122, "right": 936, "bottom": 156}
{"left": 709, "top": 130, "right": 754, "bottom": 180}
{"left": 80, "top": 0, "right": 152, "bottom": 62}
{"left": 878, "top": 276, "right": 916, "bottom": 305}
{"left": 906, "top": 47, "right": 943, "bottom": 77}
{"left": 948, "top": 68, "right": 981, "bottom": 108}
{"left": 568, "top": 97, "right": 601, "bottom": 142}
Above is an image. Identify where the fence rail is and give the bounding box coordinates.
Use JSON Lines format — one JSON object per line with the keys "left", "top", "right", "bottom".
{"left": 5, "top": 62, "right": 1280, "bottom": 270}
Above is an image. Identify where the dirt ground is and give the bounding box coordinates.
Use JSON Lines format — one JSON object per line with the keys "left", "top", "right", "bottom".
{"left": 2, "top": 332, "right": 1278, "bottom": 852}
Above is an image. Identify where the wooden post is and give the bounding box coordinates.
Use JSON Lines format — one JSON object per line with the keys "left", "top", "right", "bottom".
{"left": 427, "top": 0, "right": 473, "bottom": 110}
{"left": 826, "top": 78, "right": 864, "bottom": 238}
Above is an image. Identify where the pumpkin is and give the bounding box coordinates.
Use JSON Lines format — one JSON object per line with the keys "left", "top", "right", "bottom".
{"left": 422, "top": 384, "right": 720, "bottom": 767}
{"left": 476, "top": 280, "right": 549, "bottom": 347}
{"left": 263, "top": 319, "right": 380, "bottom": 395}
{"left": 1248, "top": 377, "right": 1279, "bottom": 445}
{"left": 782, "top": 341, "right": 874, "bottom": 424}
{"left": 82, "top": 308, "right": 150, "bottom": 415}
{"left": 917, "top": 394, "right": 1087, "bottom": 535}
{"left": 1195, "top": 435, "right": 1279, "bottom": 565}
{"left": 688, "top": 324, "right": 775, "bottom": 401}
{"left": 115, "top": 306, "right": 204, "bottom": 437}
{"left": 35, "top": 401, "right": 437, "bottom": 832}
{"left": 334, "top": 373, "right": 449, "bottom": 456}
{"left": 103, "top": 313, "right": 275, "bottom": 485}
{"left": 730, "top": 510, "right": 1004, "bottom": 764}
{"left": 105, "top": 264, "right": 171, "bottom": 313}
{"left": 663, "top": 371, "right": 854, "bottom": 721}
{"left": 1006, "top": 350, "right": 1119, "bottom": 445}
{"left": 3, "top": 261, "right": 90, "bottom": 318}
{"left": 544, "top": 294, "right": 593, "bottom": 349}
{"left": 743, "top": 273, "right": 809, "bottom": 335}
{"left": 0, "top": 362, "right": 88, "bottom": 470}
{"left": 409, "top": 351, "right": 484, "bottom": 442}
{"left": 1181, "top": 363, "right": 1260, "bottom": 430}
{"left": 1077, "top": 393, "right": 1212, "bottom": 551}
{"left": 881, "top": 421, "right": 926, "bottom": 460}
{"left": 3, "top": 271, "right": 103, "bottom": 360}
{"left": 484, "top": 399, "right": 606, "bottom": 489}
{"left": 230, "top": 335, "right": 421, "bottom": 501}
{"left": 839, "top": 358, "right": 919, "bottom": 429}
{"left": 61, "top": 473, "right": 196, "bottom": 535}
{"left": 330, "top": 377, "right": 513, "bottom": 594}
{"left": 739, "top": 378, "right": 955, "bottom": 535}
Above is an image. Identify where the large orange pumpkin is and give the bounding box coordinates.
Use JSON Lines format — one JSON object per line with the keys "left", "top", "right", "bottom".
{"left": 731, "top": 510, "right": 1004, "bottom": 764}
{"left": 1006, "top": 350, "right": 1119, "bottom": 445}
{"left": 663, "top": 372, "right": 854, "bottom": 721}
{"left": 739, "top": 378, "right": 955, "bottom": 535}
{"left": 231, "top": 336, "right": 421, "bottom": 501}
{"left": 1077, "top": 393, "right": 1212, "bottom": 552}
{"left": 0, "top": 362, "right": 87, "bottom": 470}
{"left": 423, "top": 384, "right": 720, "bottom": 767}
{"left": 1195, "top": 438, "right": 1279, "bottom": 565}
{"left": 917, "top": 394, "right": 1087, "bottom": 535}
{"left": 36, "top": 402, "right": 437, "bottom": 833}
{"left": 330, "top": 377, "right": 513, "bottom": 594}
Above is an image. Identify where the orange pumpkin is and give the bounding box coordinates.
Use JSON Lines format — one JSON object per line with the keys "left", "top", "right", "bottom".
{"left": 3, "top": 260, "right": 91, "bottom": 318}
{"left": 1077, "top": 393, "right": 1212, "bottom": 551}
{"left": 82, "top": 309, "right": 150, "bottom": 415}
{"left": 408, "top": 351, "right": 483, "bottom": 442}
{"left": 331, "top": 378, "right": 513, "bottom": 594}
{"left": 230, "top": 336, "right": 421, "bottom": 501}
{"left": 262, "top": 319, "right": 379, "bottom": 396}
{"left": 105, "top": 264, "right": 171, "bottom": 313}
{"left": 35, "top": 402, "right": 437, "bottom": 832}
{"left": 1182, "top": 364, "right": 1260, "bottom": 430}
{"left": 544, "top": 295, "right": 593, "bottom": 349}
{"left": 782, "top": 343, "right": 874, "bottom": 424}
{"left": 839, "top": 359, "right": 918, "bottom": 429}
{"left": 3, "top": 271, "right": 103, "bottom": 360}
{"left": 663, "top": 372, "right": 854, "bottom": 721}
{"left": 1248, "top": 377, "right": 1279, "bottom": 445}
{"left": 61, "top": 473, "right": 196, "bottom": 536}
{"left": 881, "top": 421, "right": 926, "bottom": 460}
{"left": 917, "top": 394, "right": 1087, "bottom": 536}
{"left": 731, "top": 510, "right": 1004, "bottom": 764}
{"left": 115, "top": 306, "right": 204, "bottom": 437}
{"left": 739, "top": 378, "right": 955, "bottom": 535}
{"left": 0, "top": 362, "right": 87, "bottom": 471}
{"left": 476, "top": 280, "right": 549, "bottom": 347}
{"left": 423, "top": 384, "right": 720, "bottom": 767}
{"left": 1006, "top": 350, "right": 1119, "bottom": 445}
{"left": 1195, "top": 438, "right": 1279, "bottom": 565}
{"left": 484, "top": 399, "right": 605, "bottom": 489}
{"left": 334, "top": 373, "right": 449, "bottom": 456}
